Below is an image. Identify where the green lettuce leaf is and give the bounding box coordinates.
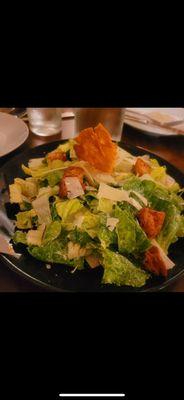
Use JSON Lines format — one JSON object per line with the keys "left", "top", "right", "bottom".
{"left": 81, "top": 212, "right": 100, "bottom": 238}
{"left": 28, "top": 238, "right": 72, "bottom": 265}
{"left": 98, "top": 225, "right": 117, "bottom": 249}
{"left": 50, "top": 203, "right": 61, "bottom": 221}
{"left": 68, "top": 228, "right": 92, "bottom": 247}
{"left": 96, "top": 213, "right": 118, "bottom": 249}
{"left": 16, "top": 209, "right": 37, "bottom": 229}
{"left": 157, "top": 204, "right": 184, "bottom": 253}
{"left": 82, "top": 192, "right": 99, "bottom": 213}
{"left": 176, "top": 215, "right": 184, "bottom": 237}
{"left": 102, "top": 249, "right": 150, "bottom": 287}
{"left": 123, "top": 176, "right": 184, "bottom": 212}
{"left": 13, "top": 231, "right": 27, "bottom": 244}
{"left": 14, "top": 177, "right": 38, "bottom": 198}
{"left": 117, "top": 200, "right": 138, "bottom": 216}
{"left": 46, "top": 171, "right": 63, "bottom": 187}
{"left": 123, "top": 176, "right": 144, "bottom": 193}
{"left": 43, "top": 221, "right": 62, "bottom": 245}
{"left": 97, "top": 198, "right": 115, "bottom": 214}
{"left": 56, "top": 199, "right": 84, "bottom": 222}
{"left": 114, "top": 206, "right": 150, "bottom": 254}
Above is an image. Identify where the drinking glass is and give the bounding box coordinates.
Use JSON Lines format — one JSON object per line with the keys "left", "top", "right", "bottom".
{"left": 27, "top": 108, "right": 61, "bottom": 136}
{"left": 74, "top": 108, "right": 125, "bottom": 141}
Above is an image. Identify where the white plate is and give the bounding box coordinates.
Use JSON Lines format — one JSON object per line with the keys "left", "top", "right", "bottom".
{"left": 124, "top": 108, "right": 184, "bottom": 136}
{"left": 0, "top": 112, "right": 29, "bottom": 157}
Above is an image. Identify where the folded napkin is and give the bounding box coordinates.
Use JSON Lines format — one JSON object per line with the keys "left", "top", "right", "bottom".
{"left": 147, "top": 111, "right": 180, "bottom": 124}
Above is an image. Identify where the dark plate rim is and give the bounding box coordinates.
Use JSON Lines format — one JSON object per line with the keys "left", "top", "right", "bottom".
{"left": 1, "top": 140, "right": 184, "bottom": 292}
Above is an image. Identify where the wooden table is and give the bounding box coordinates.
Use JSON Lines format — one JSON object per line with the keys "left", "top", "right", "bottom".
{"left": 0, "top": 114, "right": 184, "bottom": 291}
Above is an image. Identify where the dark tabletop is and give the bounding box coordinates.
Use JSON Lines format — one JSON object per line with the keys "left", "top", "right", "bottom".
{"left": 1, "top": 114, "right": 184, "bottom": 292}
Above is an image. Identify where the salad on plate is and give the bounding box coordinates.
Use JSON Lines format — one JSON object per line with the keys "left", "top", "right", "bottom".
{"left": 9, "top": 123, "right": 184, "bottom": 288}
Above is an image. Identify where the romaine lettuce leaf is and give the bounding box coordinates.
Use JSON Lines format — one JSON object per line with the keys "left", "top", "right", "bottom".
{"left": 57, "top": 140, "right": 76, "bottom": 155}
{"left": 16, "top": 209, "right": 37, "bottom": 229}
{"left": 82, "top": 192, "right": 99, "bottom": 213}
{"left": 102, "top": 249, "right": 150, "bottom": 287}
{"left": 176, "top": 215, "right": 184, "bottom": 237}
{"left": 50, "top": 203, "right": 61, "bottom": 221}
{"left": 15, "top": 177, "right": 38, "bottom": 198}
{"left": 56, "top": 199, "right": 84, "bottom": 222}
{"left": 98, "top": 225, "right": 117, "bottom": 249}
{"left": 22, "top": 160, "right": 71, "bottom": 179}
{"left": 157, "top": 204, "right": 183, "bottom": 253}
{"left": 114, "top": 147, "right": 136, "bottom": 172}
{"left": 37, "top": 186, "right": 59, "bottom": 198}
{"left": 46, "top": 171, "right": 63, "bottom": 187}
{"left": 43, "top": 221, "right": 62, "bottom": 245}
{"left": 114, "top": 206, "right": 150, "bottom": 254}
{"left": 118, "top": 201, "right": 137, "bottom": 216}
{"left": 20, "top": 201, "right": 32, "bottom": 211}
{"left": 81, "top": 212, "right": 100, "bottom": 238}
{"left": 123, "top": 176, "right": 184, "bottom": 212}
{"left": 28, "top": 238, "right": 72, "bottom": 265}
{"left": 94, "top": 213, "right": 117, "bottom": 249}
{"left": 68, "top": 228, "right": 92, "bottom": 247}
{"left": 123, "top": 176, "right": 144, "bottom": 193}
{"left": 13, "top": 231, "right": 27, "bottom": 244}
{"left": 97, "top": 198, "right": 115, "bottom": 214}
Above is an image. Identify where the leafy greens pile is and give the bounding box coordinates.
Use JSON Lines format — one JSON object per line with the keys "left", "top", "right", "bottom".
{"left": 9, "top": 135, "right": 184, "bottom": 288}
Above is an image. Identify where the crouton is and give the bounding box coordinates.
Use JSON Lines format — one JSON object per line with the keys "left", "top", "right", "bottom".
{"left": 137, "top": 207, "right": 165, "bottom": 239}
{"left": 134, "top": 158, "right": 151, "bottom": 176}
{"left": 144, "top": 246, "right": 168, "bottom": 277}
{"left": 47, "top": 151, "right": 66, "bottom": 162}
{"left": 59, "top": 167, "right": 86, "bottom": 198}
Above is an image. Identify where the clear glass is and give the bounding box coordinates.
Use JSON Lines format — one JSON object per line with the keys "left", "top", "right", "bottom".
{"left": 27, "top": 108, "right": 61, "bottom": 136}
{"left": 74, "top": 108, "right": 125, "bottom": 141}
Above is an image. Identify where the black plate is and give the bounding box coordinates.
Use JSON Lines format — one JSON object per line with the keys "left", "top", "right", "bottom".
{"left": 1, "top": 141, "right": 184, "bottom": 292}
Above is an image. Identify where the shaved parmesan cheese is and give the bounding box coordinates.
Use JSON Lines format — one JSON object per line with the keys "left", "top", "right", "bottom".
{"left": 88, "top": 169, "right": 117, "bottom": 185}
{"left": 67, "top": 242, "right": 87, "bottom": 259}
{"left": 106, "top": 217, "right": 119, "bottom": 231}
{"left": 97, "top": 183, "right": 143, "bottom": 210}
{"left": 151, "top": 239, "right": 175, "bottom": 270}
{"left": 28, "top": 158, "right": 45, "bottom": 169}
{"left": 27, "top": 223, "right": 46, "bottom": 246}
{"left": 114, "top": 147, "right": 137, "bottom": 172}
{"left": 129, "top": 197, "right": 142, "bottom": 210}
{"left": 130, "top": 190, "right": 148, "bottom": 206}
{"left": 73, "top": 213, "right": 84, "bottom": 228}
{"left": 139, "top": 155, "right": 151, "bottom": 164}
{"left": 85, "top": 186, "right": 97, "bottom": 192}
{"left": 164, "top": 175, "right": 175, "bottom": 187}
{"left": 64, "top": 177, "right": 84, "bottom": 199}
{"left": 97, "top": 183, "right": 130, "bottom": 202}
{"left": 32, "top": 194, "right": 51, "bottom": 225}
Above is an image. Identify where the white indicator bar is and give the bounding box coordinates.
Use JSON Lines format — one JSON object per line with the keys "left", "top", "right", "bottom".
{"left": 59, "top": 395, "right": 125, "bottom": 398}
